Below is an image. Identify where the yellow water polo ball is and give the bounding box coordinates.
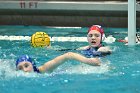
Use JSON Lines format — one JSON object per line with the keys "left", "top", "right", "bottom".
{"left": 31, "top": 32, "right": 50, "bottom": 47}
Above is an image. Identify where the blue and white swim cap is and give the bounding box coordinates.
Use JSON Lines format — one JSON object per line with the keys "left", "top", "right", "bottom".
{"left": 16, "top": 55, "right": 40, "bottom": 73}
{"left": 16, "top": 55, "right": 33, "bottom": 67}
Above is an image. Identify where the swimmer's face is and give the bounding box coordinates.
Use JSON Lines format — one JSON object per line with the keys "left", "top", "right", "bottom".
{"left": 87, "top": 30, "right": 102, "bottom": 47}
{"left": 17, "top": 61, "right": 33, "bottom": 72}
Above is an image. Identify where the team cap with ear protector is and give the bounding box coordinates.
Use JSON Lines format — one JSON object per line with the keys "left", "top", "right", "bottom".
{"left": 88, "top": 25, "right": 105, "bottom": 41}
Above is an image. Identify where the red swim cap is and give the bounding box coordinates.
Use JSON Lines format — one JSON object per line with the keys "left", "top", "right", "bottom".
{"left": 88, "top": 25, "right": 104, "bottom": 35}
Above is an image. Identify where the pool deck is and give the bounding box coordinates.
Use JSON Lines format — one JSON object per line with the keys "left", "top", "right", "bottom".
{"left": 0, "top": 1, "right": 140, "bottom": 27}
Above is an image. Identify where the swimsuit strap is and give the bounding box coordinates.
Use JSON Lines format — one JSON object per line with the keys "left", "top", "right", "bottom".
{"left": 33, "top": 67, "right": 40, "bottom": 73}
{"left": 32, "top": 62, "right": 40, "bottom": 73}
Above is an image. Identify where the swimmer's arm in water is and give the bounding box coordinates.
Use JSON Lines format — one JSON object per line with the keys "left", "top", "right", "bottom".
{"left": 38, "top": 52, "right": 101, "bottom": 73}
{"left": 76, "top": 46, "right": 90, "bottom": 50}
{"left": 97, "top": 46, "right": 112, "bottom": 55}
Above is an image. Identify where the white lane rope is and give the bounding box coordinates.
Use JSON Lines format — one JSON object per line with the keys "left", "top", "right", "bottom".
{"left": 0, "top": 35, "right": 116, "bottom": 43}
{"left": 0, "top": 35, "right": 87, "bottom": 42}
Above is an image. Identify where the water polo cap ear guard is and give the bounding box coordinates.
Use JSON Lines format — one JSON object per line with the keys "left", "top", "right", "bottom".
{"left": 88, "top": 25, "right": 105, "bottom": 42}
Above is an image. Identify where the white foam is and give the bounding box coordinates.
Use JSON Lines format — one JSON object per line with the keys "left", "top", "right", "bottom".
{"left": 0, "top": 58, "right": 110, "bottom": 79}
{"left": 0, "top": 59, "right": 41, "bottom": 79}
{"left": 54, "top": 62, "right": 110, "bottom": 75}
{"left": 104, "top": 35, "right": 116, "bottom": 43}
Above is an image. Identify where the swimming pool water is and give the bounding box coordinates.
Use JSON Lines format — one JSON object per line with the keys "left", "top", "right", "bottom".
{"left": 0, "top": 26, "right": 140, "bottom": 93}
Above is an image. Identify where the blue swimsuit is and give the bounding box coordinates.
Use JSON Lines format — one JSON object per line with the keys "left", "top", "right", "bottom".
{"left": 81, "top": 47, "right": 102, "bottom": 57}
{"left": 33, "top": 65, "right": 40, "bottom": 73}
